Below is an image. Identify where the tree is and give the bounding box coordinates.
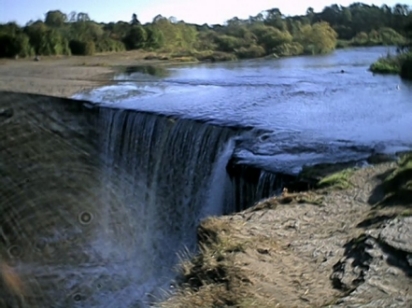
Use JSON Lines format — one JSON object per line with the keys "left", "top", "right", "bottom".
{"left": 306, "top": 7, "right": 315, "bottom": 23}
{"left": 264, "top": 8, "right": 287, "bottom": 31}
{"left": 77, "top": 13, "right": 90, "bottom": 22}
{"left": 297, "top": 22, "right": 337, "bottom": 54}
{"left": 0, "top": 33, "right": 33, "bottom": 57}
{"left": 145, "top": 26, "right": 164, "bottom": 49}
{"left": 45, "top": 10, "right": 67, "bottom": 27}
{"left": 123, "top": 25, "right": 147, "bottom": 49}
{"left": 250, "top": 25, "right": 292, "bottom": 53}
{"left": 131, "top": 14, "right": 140, "bottom": 26}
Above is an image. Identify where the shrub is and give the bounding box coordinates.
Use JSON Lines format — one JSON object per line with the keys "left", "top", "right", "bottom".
{"left": 0, "top": 33, "right": 34, "bottom": 58}
{"left": 69, "top": 39, "right": 95, "bottom": 55}
{"left": 95, "top": 37, "right": 125, "bottom": 53}
{"left": 400, "top": 57, "right": 412, "bottom": 80}
{"left": 215, "top": 35, "right": 246, "bottom": 52}
{"left": 370, "top": 52, "right": 412, "bottom": 75}
{"left": 272, "top": 42, "right": 304, "bottom": 56}
{"left": 235, "top": 45, "right": 266, "bottom": 59}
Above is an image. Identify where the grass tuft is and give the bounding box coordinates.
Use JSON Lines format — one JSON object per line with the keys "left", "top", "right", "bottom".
{"left": 317, "top": 169, "right": 354, "bottom": 190}
{"left": 370, "top": 52, "right": 412, "bottom": 75}
{"left": 159, "top": 217, "right": 278, "bottom": 308}
{"left": 379, "top": 153, "right": 412, "bottom": 205}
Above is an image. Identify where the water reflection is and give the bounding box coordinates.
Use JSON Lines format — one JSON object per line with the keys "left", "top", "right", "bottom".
{"left": 117, "top": 65, "right": 171, "bottom": 80}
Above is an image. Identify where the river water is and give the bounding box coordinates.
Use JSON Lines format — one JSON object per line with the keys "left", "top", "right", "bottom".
{"left": 75, "top": 47, "right": 412, "bottom": 173}
{"left": 8, "top": 47, "right": 407, "bottom": 308}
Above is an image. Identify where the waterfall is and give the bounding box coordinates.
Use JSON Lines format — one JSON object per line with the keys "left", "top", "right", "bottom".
{"left": 227, "top": 162, "right": 291, "bottom": 211}
{"left": 94, "top": 107, "right": 239, "bottom": 306}
{"left": 0, "top": 93, "right": 290, "bottom": 308}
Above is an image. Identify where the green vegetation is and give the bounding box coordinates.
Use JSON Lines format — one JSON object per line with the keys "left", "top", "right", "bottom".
{"left": 370, "top": 51, "right": 412, "bottom": 77}
{"left": 0, "top": 3, "right": 411, "bottom": 60}
{"left": 400, "top": 57, "right": 412, "bottom": 78}
{"left": 317, "top": 169, "right": 354, "bottom": 190}
{"left": 370, "top": 54, "right": 405, "bottom": 74}
{"left": 370, "top": 19, "right": 412, "bottom": 78}
{"left": 373, "top": 153, "right": 412, "bottom": 206}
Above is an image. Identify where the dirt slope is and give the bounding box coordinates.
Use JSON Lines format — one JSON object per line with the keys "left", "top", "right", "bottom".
{"left": 161, "top": 161, "right": 412, "bottom": 308}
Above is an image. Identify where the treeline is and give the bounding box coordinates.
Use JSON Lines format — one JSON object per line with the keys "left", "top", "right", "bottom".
{"left": 0, "top": 3, "right": 411, "bottom": 60}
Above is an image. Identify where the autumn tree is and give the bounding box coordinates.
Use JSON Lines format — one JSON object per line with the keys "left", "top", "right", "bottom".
{"left": 297, "top": 22, "right": 337, "bottom": 54}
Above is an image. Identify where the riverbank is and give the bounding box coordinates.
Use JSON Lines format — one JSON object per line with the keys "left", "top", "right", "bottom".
{"left": 0, "top": 50, "right": 200, "bottom": 98}
{"left": 161, "top": 156, "right": 412, "bottom": 307}
{"left": 369, "top": 51, "right": 412, "bottom": 78}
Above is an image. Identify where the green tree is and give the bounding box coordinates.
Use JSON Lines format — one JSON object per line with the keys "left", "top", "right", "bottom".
{"left": 44, "top": 10, "right": 67, "bottom": 27}
{"left": 131, "top": 13, "right": 140, "bottom": 26}
{"left": 250, "top": 25, "right": 292, "bottom": 53}
{"left": 145, "top": 25, "right": 164, "bottom": 49}
{"left": 123, "top": 25, "right": 147, "bottom": 49}
{"left": 0, "top": 33, "right": 33, "bottom": 57}
{"left": 264, "top": 8, "right": 287, "bottom": 31}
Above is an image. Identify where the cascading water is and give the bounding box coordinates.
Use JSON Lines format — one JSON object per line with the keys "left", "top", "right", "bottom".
{"left": 0, "top": 92, "right": 286, "bottom": 308}
{"left": 90, "top": 107, "right": 240, "bottom": 306}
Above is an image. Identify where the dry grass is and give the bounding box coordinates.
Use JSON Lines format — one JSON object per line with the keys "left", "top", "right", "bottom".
{"left": 247, "top": 191, "right": 325, "bottom": 213}
{"left": 160, "top": 218, "right": 279, "bottom": 308}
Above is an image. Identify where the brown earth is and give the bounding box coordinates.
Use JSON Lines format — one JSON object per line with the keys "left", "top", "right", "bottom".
{"left": 0, "top": 50, "right": 184, "bottom": 98}
{"left": 161, "top": 162, "right": 412, "bottom": 308}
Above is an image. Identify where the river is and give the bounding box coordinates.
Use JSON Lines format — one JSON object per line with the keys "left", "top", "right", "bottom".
{"left": 75, "top": 46, "right": 412, "bottom": 174}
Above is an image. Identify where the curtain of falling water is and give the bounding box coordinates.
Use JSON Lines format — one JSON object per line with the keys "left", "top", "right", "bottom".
{"left": 91, "top": 107, "right": 238, "bottom": 306}
{"left": 0, "top": 93, "right": 238, "bottom": 308}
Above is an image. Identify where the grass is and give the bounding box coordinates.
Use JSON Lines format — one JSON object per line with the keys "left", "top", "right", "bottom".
{"left": 399, "top": 209, "right": 412, "bottom": 217}
{"left": 159, "top": 218, "right": 279, "bottom": 308}
{"left": 378, "top": 153, "right": 412, "bottom": 205}
{"left": 317, "top": 169, "right": 354, "bottom": 190}
{"left": 370, "top": 59, "right": 401, "bottom": 74}
{"left": 370, "top": 51, "right": 412, "bottom": 75}
{"left": 79, "top": 62, "right": 110, "bottom": 67}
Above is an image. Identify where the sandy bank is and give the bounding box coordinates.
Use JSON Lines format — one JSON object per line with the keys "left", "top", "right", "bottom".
{"left": 0, "top": 50, "right": 173, "bottom": 98}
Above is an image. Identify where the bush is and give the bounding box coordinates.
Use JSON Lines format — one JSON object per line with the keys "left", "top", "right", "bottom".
{"left": 336, "top": 40, "right": 350, "bottom": 49}
{"left": 401, "top": 58, "right": 412, "bottom": 80}
{"left": 215, "top": 35, "right": 246, "bottom": 52}
{"left": 379, "top": 27, "right": 406, "bottom": 45}
{"left": 272, "top": 42, "right": 304, "bottom": 56}
{"left": 0, "top": 33, "right": 34, "bottom": 58}
{"left": 95, "top": 37, "right": 125, "bottom": 53}
{"left": 69, "top": 40, "right": 95, "bottom": 55}
{"left": 235, "top": 45, "right": 266, "bottom": 59}
{"left": 370, "top": 52, "right": 412, "bottom": 75}
{"left": 370, "top": 59, "right": 400, "bottom": 74}
{"left": 194, "top": 51, "right": 237, "bottom": 62}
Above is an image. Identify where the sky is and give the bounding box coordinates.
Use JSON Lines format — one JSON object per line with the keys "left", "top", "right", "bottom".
{"left": 0, "top": 0, "right": 408, "bottom": 26}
